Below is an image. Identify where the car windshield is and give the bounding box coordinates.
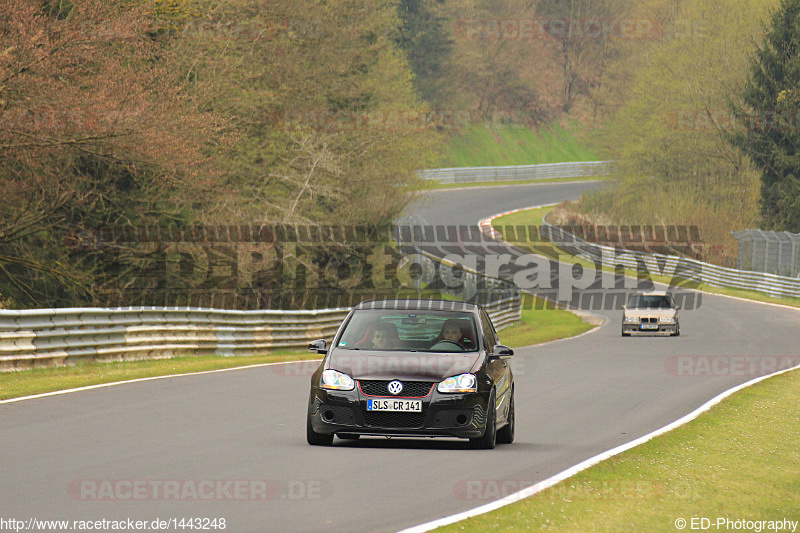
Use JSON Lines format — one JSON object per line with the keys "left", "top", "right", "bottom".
{"left": 627, "top": 294, "right": 674, "bottom": 309}
{"left": 336, "top": 310, "right": 479, "bottom": 352}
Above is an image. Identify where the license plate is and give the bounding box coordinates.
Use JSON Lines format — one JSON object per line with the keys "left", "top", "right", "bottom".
{"left": 367, "top": 399, "right": 422, "bottom": 412}
{"left": 640, "top": 323, "right": 659, "bottom": 330}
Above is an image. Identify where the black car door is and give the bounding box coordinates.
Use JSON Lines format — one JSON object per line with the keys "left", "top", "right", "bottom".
{"left": 479, "top": 310, "right": 512, "bottom": 425}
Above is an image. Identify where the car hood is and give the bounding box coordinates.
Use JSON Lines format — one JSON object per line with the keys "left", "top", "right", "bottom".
{"left": 624, "top": 308, "right": 677, "bottom": 318}
{"left": 326, "top": 349, "right": 482, "bottom": 381}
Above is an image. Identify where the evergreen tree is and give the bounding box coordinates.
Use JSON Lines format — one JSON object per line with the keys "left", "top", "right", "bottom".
{"left": 395, "top": 0, "right": 453, "bottom": 107}
{"left": 733, "top": 0, "right": 800, "bottom": 231}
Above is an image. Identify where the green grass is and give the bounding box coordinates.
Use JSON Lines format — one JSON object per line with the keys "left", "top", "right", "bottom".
{"left": 439, "top": 122, "right": 598, "bottom": 168}
{"left": 0, "top": 352, "right": 321, "bottom": 401}
{"left": 492, "top": 207, "right": 800, "bottom": 309}
{"left": 498, "top": 295, "right": 594, "bottom": 348}
{"left": 437, "top": 367, "right": 800, "bottom": 532}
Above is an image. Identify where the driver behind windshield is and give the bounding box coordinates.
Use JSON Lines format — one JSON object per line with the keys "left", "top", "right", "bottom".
{"left": 431, "top": 319, "right": 467, "bottom": 349}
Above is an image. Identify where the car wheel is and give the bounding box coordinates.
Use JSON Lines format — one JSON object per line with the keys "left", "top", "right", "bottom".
{"left": 470, "top": 392, "right": 496, "bottom": 450}
{"left": 337, "top": 433, "right": 360, "bottom": 440}
{"left": 307, "top": 417, "right": 333, "bottom": 446}
{"left": 496, "top": 390, "right": 514, "bottom": 445}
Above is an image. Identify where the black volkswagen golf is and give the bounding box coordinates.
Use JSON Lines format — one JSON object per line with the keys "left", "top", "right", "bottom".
{"left": 306, "top": 299, "right": 514, "bottom": 449}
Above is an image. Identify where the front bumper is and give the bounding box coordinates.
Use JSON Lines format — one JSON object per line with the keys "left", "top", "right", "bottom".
{"left": 307, "top": 385, "right": 490, "bottom": 439}
{"left": 622, "top": 323, "right": 678, "bottom": 335}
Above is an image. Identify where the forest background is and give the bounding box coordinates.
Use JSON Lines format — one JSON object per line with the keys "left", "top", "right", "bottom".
{"left": 0, "top": 0, "right": 792, "bottom": 308}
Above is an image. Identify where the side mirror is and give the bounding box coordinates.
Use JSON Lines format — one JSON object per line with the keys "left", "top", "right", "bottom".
{"left": 308, "top": 339, "right": 327, "bottom": 354}
{"left": 490, "top": 344, "right": 514, "bottom": 359}
{"left": 675, "top": 305, "right": 681, "bottom": 311}
{"left": 621, "top": 305, "right": 627, "bottom": 310}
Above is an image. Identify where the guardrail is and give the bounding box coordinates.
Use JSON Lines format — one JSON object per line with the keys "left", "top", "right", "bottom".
{"left": 0, "top": 307, "right": 350, "bottom": 371}
{"left": 418, "top": 161, "right": 615, "bottom": 184}
{"left": 541, "top": 218, "right": 800, "bottom": 299}
{"left": 0, "top": 263, "right": 522, "bottom": 371}
{"left": 0, "top": 297, "right": 521, "bottom": 371}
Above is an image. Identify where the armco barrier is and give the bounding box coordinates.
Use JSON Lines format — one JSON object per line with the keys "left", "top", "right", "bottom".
{"left": 418, "top": 161, "right": 615, "bottom": 184}
{"left": 540, "top": 218, "right": 800, "bottom": 299}
{"left": 0, "top": 307, "right": 350, "bottom": 370}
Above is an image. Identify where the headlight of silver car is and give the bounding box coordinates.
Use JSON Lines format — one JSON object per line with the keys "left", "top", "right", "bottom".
{"left": 660, "top": 317, "right": 676, "bottom": 324}
{"left": 623, "top": 316, "right": 639, "bottom": 324}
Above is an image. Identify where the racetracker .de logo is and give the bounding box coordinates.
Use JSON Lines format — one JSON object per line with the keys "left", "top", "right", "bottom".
{"left": 453, "top": 479, "right": 698, "bottom": 501}
{"left": 454, "top": 18, "right": 665, "bottom": 41}
{"left": 67, "top": 479, "right": 328, "bottom": 501}
{"left": 665, "top": 356, "right": 800, "bottom": 377}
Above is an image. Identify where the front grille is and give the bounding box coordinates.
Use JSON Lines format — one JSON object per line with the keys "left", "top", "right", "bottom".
{"left": 363, "top": 410, "right": 426, "bottom": 428}
{"left": 359, "top": 380, "right": 434, "bottom": 398}
{"left": 642, "top": 317, "right": 657, "bottom": 324}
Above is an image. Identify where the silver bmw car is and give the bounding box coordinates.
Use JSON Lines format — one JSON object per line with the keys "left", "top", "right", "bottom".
{"left": 621, "top": 291, "right": 681, "bottom": 336}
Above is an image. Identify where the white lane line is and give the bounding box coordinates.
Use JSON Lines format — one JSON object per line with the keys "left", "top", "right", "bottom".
{"left": 398, "top": 361, "right": 800, "bottom": 533}
{"left": 0, "top": 359, "right": 321, "bottom": 404}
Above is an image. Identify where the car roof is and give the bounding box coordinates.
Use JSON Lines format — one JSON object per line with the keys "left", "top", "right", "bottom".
{"left": 635, "top": 291, "right": 669, "bottom": 296}
{"left": 354, "top": 299, "right": 480, "bottom": 312}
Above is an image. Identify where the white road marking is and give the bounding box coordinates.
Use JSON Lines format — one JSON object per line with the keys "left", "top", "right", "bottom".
{"left": 398, "top": 361, "right": 800, "bottom": 533}
{"left": 0, "top": 359, "right": 321, "bottom": 404}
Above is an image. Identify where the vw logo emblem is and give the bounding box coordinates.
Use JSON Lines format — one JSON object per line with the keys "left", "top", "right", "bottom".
{"left": 387, "top": 380, "right": 403, "bottom": 395}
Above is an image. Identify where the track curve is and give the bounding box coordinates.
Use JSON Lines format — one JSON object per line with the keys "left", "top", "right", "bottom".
{"left": 2, "top": 181, "right": 799, "bottom": 532}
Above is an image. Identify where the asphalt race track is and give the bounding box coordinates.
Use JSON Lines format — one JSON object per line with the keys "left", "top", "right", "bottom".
{"left": 3, "top": 181, "right": 799, "bottom": 532}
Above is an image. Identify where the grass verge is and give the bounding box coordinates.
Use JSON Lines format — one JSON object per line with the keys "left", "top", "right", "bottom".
{"left": 438, "top": 122, "right": 598, "bottom": 168}
{"left": 0, "top": 352, "right": 321, "bottom": 401}
{"left": 0, "top": 300, "right": 596, "bottom": 401}
{"left": 498, "top": 295, "right": 594, "bottom": 348}
{"left": 491, "top": 207, "right": 800, "bottom": 309}
{"left": 437, "top": 367, "right": 800, "bottom": 532}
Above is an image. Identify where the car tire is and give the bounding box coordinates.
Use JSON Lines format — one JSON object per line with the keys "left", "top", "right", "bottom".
{"left": 470, "top": 392, "right": 497, "bottom": 450}
{"left": 307, "top": 417, "right": 333, "bottom": 446}
{"left": 337, "top": 433, "right": 360, "bottom": 440}
{"left": 496, "top": 390, "right": 514, "bottom": 445}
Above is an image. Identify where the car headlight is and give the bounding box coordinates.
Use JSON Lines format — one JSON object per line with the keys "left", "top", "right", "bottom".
{"left": 321, "top": 369, "right": 355, "bottom": 391}
{"left": 623, "top": 316, "right": 639, "bottom": 324}
{"left": 437, "top": 373, "right": 477, "bottom": 393}
{"left": 660, "top": 317, "right": 676, "bottom": 324}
